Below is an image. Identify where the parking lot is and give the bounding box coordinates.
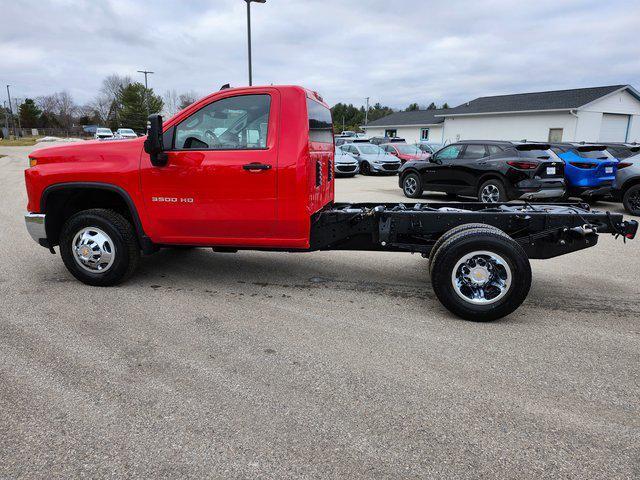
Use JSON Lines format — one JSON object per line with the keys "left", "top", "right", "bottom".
{"left": 1, "top": 143, "right": 639, "bottom": 478}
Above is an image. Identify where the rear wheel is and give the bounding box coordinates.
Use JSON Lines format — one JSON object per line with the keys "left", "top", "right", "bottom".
{"left": 478, "top": 179, "right": 508, "bottom": 203}
{"left": 402, "top": 173, "right": 423, "bottom": 198}
{"left": 623, "top": 184, "right": 640, "bottom": 216}
{"left": 428, "top": 223, "right": 502, "bottom": 272}
{"left": 59, "top": 209, "right": 140, "bottom": 286}
{"left": 429, "top": 228, "right": 531, "bottom": 321}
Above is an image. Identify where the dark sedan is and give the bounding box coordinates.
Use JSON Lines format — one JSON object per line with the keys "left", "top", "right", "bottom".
{"left": 398, "top": 141, "right": 565, "bottom": 202}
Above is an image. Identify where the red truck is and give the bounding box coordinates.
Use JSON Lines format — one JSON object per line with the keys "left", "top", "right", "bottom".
{"left": 24, "top": 85, "right": 637, "bottom": 321}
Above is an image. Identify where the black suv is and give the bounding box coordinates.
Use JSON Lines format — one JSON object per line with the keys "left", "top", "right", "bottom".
{"left": 398, "top": 141, "right": 565, "bottom": 202}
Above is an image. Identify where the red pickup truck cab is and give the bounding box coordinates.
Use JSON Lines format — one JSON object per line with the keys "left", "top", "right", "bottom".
{"left": 24, "top": 85, "right": 637, "bottom": 322}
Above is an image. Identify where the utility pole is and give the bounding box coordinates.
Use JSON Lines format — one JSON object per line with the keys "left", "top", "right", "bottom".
{"left": 13, "top": 98, "right": 22, "bottom": 136}
{"left": 137, "top": 70, "right": 154, "bottom": 116}
{"left": 245, "top": 0, "right": 266, "bottom": 86}
{"left": 6, "top": 85, "right": 15, "bottom": 138}
{"left": 364, "top": 97, "right": 370, "bottom": 127}
{"left": 2, "top": 102, "right": 9, "bottom": 139}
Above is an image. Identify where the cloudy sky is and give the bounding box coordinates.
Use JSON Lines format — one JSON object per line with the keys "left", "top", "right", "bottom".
{"left": 2, "top": 0, "right": 639, "bottom": 109}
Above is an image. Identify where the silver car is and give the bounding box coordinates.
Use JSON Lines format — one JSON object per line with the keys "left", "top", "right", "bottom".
{"left": 340, "top": 143, "right": 401, "bottom": 175}
{"left": 334, "top": 147, "right": 359, "bottom": 177}
{"left": 609, "top": 144, "right": 640, "bottom": 215}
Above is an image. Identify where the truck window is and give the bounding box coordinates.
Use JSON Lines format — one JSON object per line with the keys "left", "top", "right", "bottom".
{"left": 307, "top": 98, "right": 333, "bottom": 143}
{"left": 174, "top": 94, "right": 271, "bottom": 150}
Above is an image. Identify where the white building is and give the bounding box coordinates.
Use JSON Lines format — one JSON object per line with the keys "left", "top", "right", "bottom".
{"left": 362, "top": 85, "right": 640, "bottom": 144}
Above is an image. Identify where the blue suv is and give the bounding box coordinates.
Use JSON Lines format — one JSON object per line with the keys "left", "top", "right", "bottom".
{"left": 550, "top": 143, "right": 618, "bottom": 200}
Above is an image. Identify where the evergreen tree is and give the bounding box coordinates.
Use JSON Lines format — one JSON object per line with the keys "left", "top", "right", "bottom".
{"left": 405, "top": 103, "right": 419, "bottom": 111}
{"left": 19, "top": 99, "right": 42, "bottom": 128}
{"left": 427, "top": 102, "right": 437, "bottom": 110}
{"left": 442, "top": 102, "right": 450, "bottom": 109}
{"left": 117, "top": 83, "right": 164, "bottom": 132}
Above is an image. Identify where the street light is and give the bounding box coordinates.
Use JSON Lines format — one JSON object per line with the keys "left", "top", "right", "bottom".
{"left": 137, "top": 70, "right": 154, "bottom": 115}
{"left": 6, "top": 85, "right": 15, "bottom": 137}
{"left": 245, "top": 0, "right": 266, "bottom": 86}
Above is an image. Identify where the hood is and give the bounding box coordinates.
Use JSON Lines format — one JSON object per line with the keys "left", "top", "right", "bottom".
{"left": 360, "top": 152, "right": 400, "bottom": 162}
{"left": 29, "top": 137, "right": 145, "bottom": 165}
{"left": 335, "top": 153, "right": 358, "bottom": 164}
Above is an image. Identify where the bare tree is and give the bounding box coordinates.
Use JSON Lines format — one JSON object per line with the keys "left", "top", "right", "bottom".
{"left": 54, "top": 91, "right": 77, "bottom": 132}
{"left": 100, "top": 74, "right": 132, "bottom": 102}
{"left": 178, "top": 91, "right": 199, "bottom": 110}
{"left": 162, "top": 89, "right": 180, "bottom": 118}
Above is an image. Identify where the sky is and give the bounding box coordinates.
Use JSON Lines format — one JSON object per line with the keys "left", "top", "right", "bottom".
{"left": 2, "top": 0, "right": 639, "bottom": 110}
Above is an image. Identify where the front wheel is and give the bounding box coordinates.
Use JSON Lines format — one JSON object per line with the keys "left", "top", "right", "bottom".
{"left": 402, "top": 173, "right": 423, "bottom": 198}
{"left": 59, "top": 209, "right": 140, "bottom": 286}
{"left": 430, "top": 228, "right": 531, "bottom": 321}
{"left": 623, "top": 185, "right": 640, "bottom": 216}
{"left": 478, "top": 179, "right": 508, "bottom": 203}
{"left": 360, "top": 162, "right": 372, "bottom": 176}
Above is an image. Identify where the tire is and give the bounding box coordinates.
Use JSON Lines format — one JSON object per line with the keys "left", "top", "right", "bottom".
{"left": 478, "top": 179, "right": 508, "bottom": 203}
{"left": 428, "top": 223, "right": 502, "bottom": 272}
{"left": 402, "top": 172, "right": 423, "bottom": 198}
{"left": 429, "top": 228, "right": 531, "bottom": 321}
{"left": 623, "top": 184, "right": 640, "bottom": 216}
{"left": 59, "top": 209, "right": 140, "bottom": 286}
{"left": 360, "top": 162, "right": 372, "bottom": 176}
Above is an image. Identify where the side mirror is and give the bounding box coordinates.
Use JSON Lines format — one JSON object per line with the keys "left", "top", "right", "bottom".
{"left": 144, "top": 114, "right": 168, "bottom": 167}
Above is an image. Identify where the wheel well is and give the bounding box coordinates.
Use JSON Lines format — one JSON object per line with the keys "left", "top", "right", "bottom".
{"left": 42, "top": 186, "right": 140, "bottom": 247}
{"left": 476, "top": 173, "right": 508, "bottom": 192}
{"left": 621, "top": 177, "right": 640, "bottom": 195}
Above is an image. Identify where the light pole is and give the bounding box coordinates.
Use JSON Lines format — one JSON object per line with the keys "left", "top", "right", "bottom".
{"left": 6, "top": 85, "right": 15, "bottom": 138}
{"left": 137, "top": 70, "right": 154, "bottom": 116}
{"left": 364, "top": 97, "right": 370, "bottom": 127}
{"left": 245, "top": 0, "right": 266, "bottom": 86}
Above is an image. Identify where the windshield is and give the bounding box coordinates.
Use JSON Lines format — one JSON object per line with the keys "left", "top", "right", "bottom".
{"left": 357, "top": 145, "right": 384, "bottom": 155}
{"left": 119, "top": 129, "right": 135, "bottom": 134}
{"left": 97, "top": 129, "right": 112, "bottom": 134}
{"left": 395, "top": 145, "right": 421, "bottom": 155}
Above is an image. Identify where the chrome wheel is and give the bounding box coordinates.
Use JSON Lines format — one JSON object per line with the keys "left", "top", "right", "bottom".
{"left": 451, "top": 250, "right": 512, "bottom": 305}
{"left": 404, "top": 176, "right": 418, "bottom": 196}
{"left": 72, "top": 227, "right": 116, "bottom": 273}
{"left": 480, "top": 184, "right": 501, "bottom": 203}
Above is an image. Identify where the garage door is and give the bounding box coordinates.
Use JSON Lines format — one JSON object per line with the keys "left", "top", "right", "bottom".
{"left": 600, "top": 114, "right": 629, "bottom": 142}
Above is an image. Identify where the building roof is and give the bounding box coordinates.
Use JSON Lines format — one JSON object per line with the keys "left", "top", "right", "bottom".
{"left": 440, "top": 85, "right": 639, "bottom": 116}
{"left": 363, "top": 108, "right": 447, "bottom": 128}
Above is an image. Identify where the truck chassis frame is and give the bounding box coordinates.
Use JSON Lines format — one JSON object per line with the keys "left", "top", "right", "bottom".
{"left": 311, "top": 202, "right": 637, "bottom": 259}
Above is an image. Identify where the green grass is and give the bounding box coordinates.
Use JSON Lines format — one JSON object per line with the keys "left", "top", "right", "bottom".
{"left": 0, "top": 137, "right": 42, "bottom": 147}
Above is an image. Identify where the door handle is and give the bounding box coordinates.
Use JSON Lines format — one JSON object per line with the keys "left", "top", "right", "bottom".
{"left": 243, "top": 162, "right": 271, "bottom": 171}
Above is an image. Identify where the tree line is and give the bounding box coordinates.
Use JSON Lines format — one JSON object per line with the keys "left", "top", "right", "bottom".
{"left": 331, "top": 101, "right": 450, "bottom": 133}
{"left": 1, "top": 74, "right": 200, "bottom": 136}
{"left": 2, "top": 75, "right": 450, "bottom": 137}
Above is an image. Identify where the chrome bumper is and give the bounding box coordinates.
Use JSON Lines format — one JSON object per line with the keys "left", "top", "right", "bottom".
{"left": 25, "top": 213, "right": 47, "bottom": 244}
{"left": 519, "top": 188, "right": 565, "bottom": 200}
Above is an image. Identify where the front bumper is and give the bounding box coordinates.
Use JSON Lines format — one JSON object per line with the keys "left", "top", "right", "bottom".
{"left": 371, "top": 162, "right": 401, "bottom": 173}
{"left": 25, "top": 213, "right": 48, "bottom": 246}
{"left": 335, "top": 163, "right": 359, "bottom": 175}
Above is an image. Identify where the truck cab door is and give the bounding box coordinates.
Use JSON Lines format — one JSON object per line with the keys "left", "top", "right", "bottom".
{"left": 140, "top": 90, "right": 280, "bottom": 245}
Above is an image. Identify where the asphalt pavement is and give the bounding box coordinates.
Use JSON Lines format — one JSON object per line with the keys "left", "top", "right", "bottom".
{"left": 1, "top": 142, "right": 639, "bottom": 479}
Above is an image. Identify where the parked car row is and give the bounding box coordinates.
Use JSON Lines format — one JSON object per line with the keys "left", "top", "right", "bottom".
{"left": 395, "top": 140, "right": 640, "bottom": 215}
{"left": 94, "top": 128, "right": 140, "bottom": 140}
